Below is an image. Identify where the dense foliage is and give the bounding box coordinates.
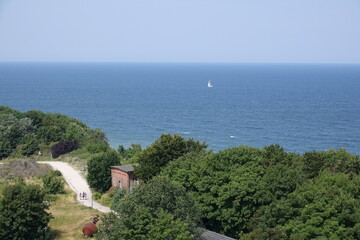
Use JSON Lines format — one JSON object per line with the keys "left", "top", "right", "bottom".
{"left": 42, "top": 170, "right": 65, "bottom": 194}
{"left": 160, "top": 145, "right": 360, "bottom": 239}
{"left": 134, "top": 134, "right": 207, "bottom": 182}
{"left": 244, "top": 171, "right": 360, "bottom": 240}
{"left": 117, "top": 143, "right": 142, "bottom": 163}
{"left": 97, "top": 177, "right": 202, "bottom": 240}
{"left": 0, "top": 106, "right": 108, "bottom": 160}
{"left": 87, "top": 149, "right": 121, "bottom": 193}
{"left": 0, "top": 180, "right": 52, "bottom": 240}
{"left": 51, "top": 140, "right": 79, "bottom": 158}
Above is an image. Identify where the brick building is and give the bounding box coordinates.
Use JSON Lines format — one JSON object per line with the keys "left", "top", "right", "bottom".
{"left": 110, "top": 164, "right": 140, "bottom": 190}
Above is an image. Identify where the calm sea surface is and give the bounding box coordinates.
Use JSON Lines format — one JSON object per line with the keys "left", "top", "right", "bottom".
{"left": 0, "top": 62, "right": 359, "bottom": 155}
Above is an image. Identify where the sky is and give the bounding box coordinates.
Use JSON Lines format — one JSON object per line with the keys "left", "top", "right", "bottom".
{"left": 0, "top": 0, "right": 359, "bottom": 63}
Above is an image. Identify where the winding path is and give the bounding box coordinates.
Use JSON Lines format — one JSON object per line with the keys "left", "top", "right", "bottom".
{"left": 39, "top": 161, "right": 111, "bottom": 213}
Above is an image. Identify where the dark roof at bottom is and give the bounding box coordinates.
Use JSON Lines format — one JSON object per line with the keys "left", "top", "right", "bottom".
{"left": 200, "top": 230, "right": 237, "bottom": 240}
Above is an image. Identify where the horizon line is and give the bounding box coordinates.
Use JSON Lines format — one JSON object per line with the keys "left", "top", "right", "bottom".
{"left": 0, "top": 61, "right": 359, "bottom": 64}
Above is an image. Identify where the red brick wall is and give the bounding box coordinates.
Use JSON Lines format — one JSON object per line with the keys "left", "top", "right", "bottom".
{"left": 111, "top": 168, "right": 142, "bottom": 190}
{"left": 111, "top": 169, "right": 130, "bottom": 189}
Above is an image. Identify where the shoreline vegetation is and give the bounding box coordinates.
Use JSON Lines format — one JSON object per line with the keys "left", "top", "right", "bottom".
{"left": 1, "top": 106, "right": 360, "bottom": 240}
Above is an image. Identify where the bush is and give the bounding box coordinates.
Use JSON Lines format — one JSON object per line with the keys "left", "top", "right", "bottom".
{"left": 51, "top": 140, "right": 79, "bottom": 158}
{"left": 92, "top": 192, "right": 102, "bottom": 200}
{"left": 42, "top": 170, "right": 65, "bottom": 194}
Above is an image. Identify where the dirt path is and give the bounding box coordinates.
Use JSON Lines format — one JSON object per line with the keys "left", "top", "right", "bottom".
{"left": 39, "top": 161, "right": 111, "bottom": 213}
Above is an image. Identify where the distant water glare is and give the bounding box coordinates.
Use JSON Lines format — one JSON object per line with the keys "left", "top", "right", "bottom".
{"left": 1, "top": 62, "right": 359, "bottom": 155}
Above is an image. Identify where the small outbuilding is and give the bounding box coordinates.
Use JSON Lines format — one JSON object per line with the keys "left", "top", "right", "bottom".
{"left": 110, "top": 164, "right": 140, "bottom": 190}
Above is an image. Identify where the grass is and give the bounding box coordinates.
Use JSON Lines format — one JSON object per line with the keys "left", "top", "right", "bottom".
{"left": 47, "top": 186, "right": 103, "bottom": 240}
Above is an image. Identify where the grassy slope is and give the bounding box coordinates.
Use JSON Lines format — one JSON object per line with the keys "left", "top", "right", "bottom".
{"left": 48, "top": 187, "right": 103, "bottom": 240}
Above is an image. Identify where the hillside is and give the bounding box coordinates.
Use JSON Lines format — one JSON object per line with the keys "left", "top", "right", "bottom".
{"left": 0, "top": 106, "right": 108, "bottom": 160}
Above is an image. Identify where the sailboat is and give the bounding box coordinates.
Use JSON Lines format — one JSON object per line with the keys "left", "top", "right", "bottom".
{"left": 207, "top": 80, "right": 213, "bottom": 88}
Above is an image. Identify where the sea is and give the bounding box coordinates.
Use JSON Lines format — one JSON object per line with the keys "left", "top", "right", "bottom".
{"left": 0, "top": 62, "right": 359, "bottom": 155}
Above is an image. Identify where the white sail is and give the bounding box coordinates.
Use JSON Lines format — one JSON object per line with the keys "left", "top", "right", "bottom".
{"left": 208, "top": 80, "right": 213, "bottom": 88}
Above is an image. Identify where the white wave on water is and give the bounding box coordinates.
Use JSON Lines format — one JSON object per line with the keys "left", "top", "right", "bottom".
{"left": 179, "top": 131, "right": 191, "bottom": 135}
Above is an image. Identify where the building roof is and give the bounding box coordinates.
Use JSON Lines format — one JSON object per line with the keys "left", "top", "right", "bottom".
{"left": 200, "top": 230, "right": 236, "bottom": 240}
{"left": 111, "top": 164, "right": 135, "bottom": 173}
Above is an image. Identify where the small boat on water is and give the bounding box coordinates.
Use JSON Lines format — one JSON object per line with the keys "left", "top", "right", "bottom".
{"left": 208, "top": 80, "right": 213, "bottom": 88}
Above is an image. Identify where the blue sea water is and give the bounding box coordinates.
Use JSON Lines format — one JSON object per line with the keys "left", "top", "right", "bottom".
{"left": 0, "top": 62, "right": 359, "bottom": 155}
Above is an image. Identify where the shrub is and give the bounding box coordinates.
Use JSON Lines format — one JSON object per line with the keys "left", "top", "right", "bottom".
{"left": 51, "top": 140, "right": 79, "bottom": 158}
{"left": 42, "top": 170, "right": 65, "bottom": 194}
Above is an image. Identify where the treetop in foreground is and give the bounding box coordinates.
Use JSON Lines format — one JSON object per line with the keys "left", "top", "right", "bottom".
{"left": 160, "top": 145, "right": 360, "bottom": 239}
{"left": 0, "top": 180, "right": 52, "bottom": 240}
{"left": 97, "top": 176, "right": 202, "bottom": 240}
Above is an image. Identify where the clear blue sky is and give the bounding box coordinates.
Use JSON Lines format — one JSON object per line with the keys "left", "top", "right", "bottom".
{"left": 0, "top": 0, "right": 359, "bottom": 63}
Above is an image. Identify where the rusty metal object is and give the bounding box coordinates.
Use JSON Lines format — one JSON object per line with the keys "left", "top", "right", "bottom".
{"left": 82, "top": 215, "right": 99, "bottom": 238}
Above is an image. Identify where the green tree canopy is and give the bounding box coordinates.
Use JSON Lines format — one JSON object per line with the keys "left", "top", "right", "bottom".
{"left": 0, "top": 181, "right": 52, "bottom": 240}
{"left": 135, "top": 134, "right": 207, "bottom": 182}
{"left": 303, "top": 149, "right": 360, "bottom": 178}
{"left": 97, "top": 177, "right": 202, "bottom": 240}
{"left": 87, "top": 149, "right": 121, "bottom": 193}
{"left": 246, "top": 171, "right": 360, "bottom": 240}
{"left": 161, "top": 145, "right": 306, "bottom": 238}
{"left": 117, "top": 143, "right": 142, "bottom": 162}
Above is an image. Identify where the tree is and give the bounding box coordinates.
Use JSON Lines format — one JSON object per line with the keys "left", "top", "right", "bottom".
{"left": 0, "top": 181, "right": 52, "bottom": 240}
{"left": 0, "top": 114, "right": 35, "bottom": 159}
{"left": 135, "top": 134, "right": 207, "bottom": 182}
{"left": 87, "top": 150, "right": 121, "bottom": 193}
{"left": 117, "top": 143, "right": 142, "bottom": 162}
{"left": 96, "top": 177, "right": 202, "bottom": 240}
{"left": 246, "top": 171, "right": 360, "bottom": 240}
{"left": 303, "top": 149, "right": 360, "bottom": 178}
{"left": 161, "top": 145, "right": 306, "bottom": 238}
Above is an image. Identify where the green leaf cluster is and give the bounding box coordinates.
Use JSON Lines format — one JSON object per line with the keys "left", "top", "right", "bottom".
{"left": 42, "top": 170, "right": 65, "bottom": 194}
{"left": 0, "top": 181, "right": 52, "bottom": 240}
{"left": 134, "top": 133, "right": 207, "bottom": 182}
{"left": 97, "top": 177, "right": 202, "bottom": 240}
{"left": 87, "top": 149, "right": 121, "bottom": 193}
{"left": 246, "top": 172, "right": 360, "bottom": 240}
{"left": 117, "top": 143, "right": 142, "bottom": 163}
